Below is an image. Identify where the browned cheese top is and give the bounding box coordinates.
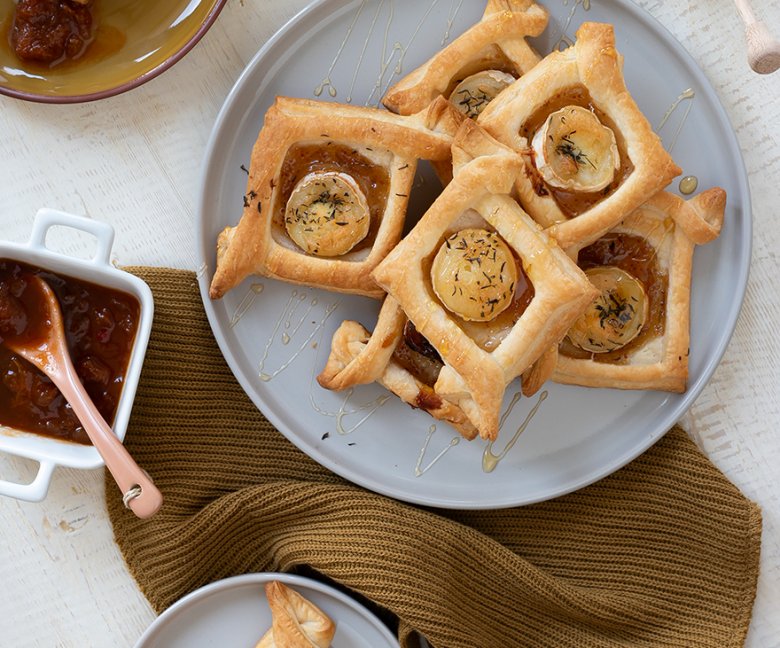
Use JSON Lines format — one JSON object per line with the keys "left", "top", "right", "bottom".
{"left": 519, "top": 84, "right": 634, "bottom": 218}
{"left": 275, "top": 143, "right": 391, "bottom": 255}
{"left": 560, "top": 233, "right": 668, "bottom": 363}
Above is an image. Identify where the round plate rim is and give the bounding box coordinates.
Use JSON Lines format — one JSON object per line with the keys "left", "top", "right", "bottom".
{"left": 196, "top": 0, "right": 752, "bottom": 509}
{"left": 133, "top": 572, "right": 400, "bottom": 648}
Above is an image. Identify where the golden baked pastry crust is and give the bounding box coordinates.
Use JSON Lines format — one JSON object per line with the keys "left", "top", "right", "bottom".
{"left": 478, "top": 22, "right": 682, "bottom": 250}
{"left": 382, "top": 0, "right": 548, "bottom": 116}
{"left": 552, "top": 188, "right": 726, "bottom": 392}
{"left": 209, "top": 96, "right": 462, "bottom": 300}
{"left": 255, "top": 581, "right": 336, "bottom": 648}
{"left": 317, "top": 296, "right": 478, "bottom": 439}
{"left": 371, "top": 121, "right": 597, "bottom": 439}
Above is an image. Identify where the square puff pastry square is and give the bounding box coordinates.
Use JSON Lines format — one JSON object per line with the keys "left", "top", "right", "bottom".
{"left": 371, "top": 121, "right": 598, "bottom": 439}
{"left": 478, "top": 22, "right": 682, "bottom": 250}
{"left": 318, "top": 295, "right": 479, "bottom": 439}
{"left": 383, "top": 0, "right": 548, "bottom": 117}
{"left": 209, "top": 96, "right": 463, "bottom": 300}
{"left": 552, "top": 188, "right": 726, "bottom": 392}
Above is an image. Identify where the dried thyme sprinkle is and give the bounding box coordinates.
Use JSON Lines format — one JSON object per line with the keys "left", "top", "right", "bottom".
{"left": 455, "top": 88, "right": 490, "bottom": 119}
{"left": 555, "top": 132, "right": 597, "bottom": 169}
{"left": 594, "top": 291, "right": 635, "bottom": 329}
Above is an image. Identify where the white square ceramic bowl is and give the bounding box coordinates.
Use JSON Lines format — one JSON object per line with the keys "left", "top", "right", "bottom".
{"left": 0, "top": 208, "right": 153, "bottom": 502}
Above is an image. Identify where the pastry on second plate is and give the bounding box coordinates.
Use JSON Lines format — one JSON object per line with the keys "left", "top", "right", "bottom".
{"left": 478, "top": 22, "right": 682, "bottom": 250}
{"left": 209, "top": 96, "right": 462, "bottom": 300}
{"left": 553, "top": 188, "right": 726, "bottom": 392}
{"left": 383, "top": 0, "right": 548, "bottom": 118}
{"left": 370, "top": 121, "right": 597, "bottom": 440}
{"left": 255, "top": 581, "right": 336, "bottom": 648}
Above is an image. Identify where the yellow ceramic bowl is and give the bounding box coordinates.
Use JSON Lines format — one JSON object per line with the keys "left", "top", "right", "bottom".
{"left": 0, "top": 0, "right": 227, "bottom": 103}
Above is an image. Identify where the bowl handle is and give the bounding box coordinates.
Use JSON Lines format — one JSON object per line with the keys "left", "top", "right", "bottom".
{"left": 0, "top": 458, "right": 56, "bottom": 502}
{"left": 28, "top": 208, "right": 115, "bottom": 266}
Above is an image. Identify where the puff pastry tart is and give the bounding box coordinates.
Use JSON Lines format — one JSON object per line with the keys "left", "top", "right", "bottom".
{"left": 369, "top": 121, "right": 597, "bottom": 440}
{"left": 553, "top": 188, "right": 726, "bottom": 392}
{"left": 208, "top": 96, "right": 462, "bottom": 300}
{"left": 383, "top": 0, "right": 548, "bottom": 118}
{"left": 255, "top": 581, "right": 336, "bottom": 648}
{"left": 318, "top": 295, "right": 479, "bottom": 439}
{"left": 478, "top": 22, "right": 682, "bottom": 250}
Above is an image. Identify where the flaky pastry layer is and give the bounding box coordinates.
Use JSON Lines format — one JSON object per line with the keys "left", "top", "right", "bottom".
{"left": 209, "top": 96, "right": 462, "bottom": 300}
{"left": 383, "top": 0, "right": 548, "bottom": 116}
{"left": 255, "top": 581, "right": 336, "bottom": 648}
{"left": 478, "top": 22, "right": 682, "bottom": 250}
{"left": 552, "top": 188, "right": 726, "bottom": 392}
{"left": 371, "top": 121, "right": 597, "bottom": 439}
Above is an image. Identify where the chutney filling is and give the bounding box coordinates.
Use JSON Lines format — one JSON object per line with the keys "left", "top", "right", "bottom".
{"left": 0, "top": 260, "right": 140, "bottom": 444}
{"left": 519, "top": 85, "right": 634, "bottom": 218}
{"left": 559, "top": 233, "right": 667, "bottom": 364}
{"left": 275, "top": 143, "right": 390, "bottom": 256}
{"left": 10, "top": 0, "right": 94, "bottom": 64}
{"left": 392, "top": 321, "right": 443, "bottom": 388}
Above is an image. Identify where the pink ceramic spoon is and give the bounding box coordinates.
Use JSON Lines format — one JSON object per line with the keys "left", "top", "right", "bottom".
{"left": 2, "top": 275, "right": 162, "bottom": 518}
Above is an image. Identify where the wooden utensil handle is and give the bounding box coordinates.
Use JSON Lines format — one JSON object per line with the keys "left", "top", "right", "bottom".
{"left": 732, "top": 0, "right": 780, "bottom": 74}
{"left": 732, "top": 0, "right": 757, "bottom": 25}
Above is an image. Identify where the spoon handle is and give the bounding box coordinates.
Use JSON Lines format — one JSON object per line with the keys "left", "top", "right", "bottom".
{"left": 732, "top": 0, "right": 780, "bottom": 74}
{"left": 58, "top": 365, "right": 163, "bottom": 519}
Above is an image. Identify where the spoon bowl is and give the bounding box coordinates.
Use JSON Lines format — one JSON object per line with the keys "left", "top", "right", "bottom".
{"left": 1, "top": 273, "right": 162, "bottom": 518}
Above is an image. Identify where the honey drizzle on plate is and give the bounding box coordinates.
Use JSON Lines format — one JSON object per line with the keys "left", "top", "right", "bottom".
{"left": 415, "top": 425, "right": 460, "bottom": 476}
{"left": 656, "top": 88, "right": 695, "bottom": 154}
{"left": 554, "top": 0, "right": 592, "bottom": 51}
{"left": 441, "top": 0, "right": 465, "bottom": 46}
{"left": 313, "top": 0, "right": 446, "bottom": 105}
{"left": 482, "top": 391, "right": 547, "bottom": 473}
{"left": 257, "top": 290, "right": 339, "bottom": 382}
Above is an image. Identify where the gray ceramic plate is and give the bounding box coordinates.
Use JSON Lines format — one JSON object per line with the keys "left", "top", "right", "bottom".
{"left": 196, "top": 0, "right": 751, "bottom": 509}
{"left": 134, "top": 573, "right": 399, "bottom": 648}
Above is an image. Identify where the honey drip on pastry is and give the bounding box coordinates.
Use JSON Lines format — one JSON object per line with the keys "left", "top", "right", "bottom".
{"left": 656, "top": 88, "right": 695, "bottom": 154}
{"left": 415, "top": 425, "right": 460, "bottom": 477}
{"left": 258, "top": 290, "right": 339, "bottom": 382}
{"left": 482, "top": 391, "right": 547, "bottom": 473}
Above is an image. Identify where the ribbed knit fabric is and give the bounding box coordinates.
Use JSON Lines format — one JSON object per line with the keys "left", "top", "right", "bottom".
{"left": 106, "top": 268, "right": 761, "bottom": 648}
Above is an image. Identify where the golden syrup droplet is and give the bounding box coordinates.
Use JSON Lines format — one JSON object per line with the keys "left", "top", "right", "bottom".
{"left": 679, "top": 175, "right": 699, "bottom": 195}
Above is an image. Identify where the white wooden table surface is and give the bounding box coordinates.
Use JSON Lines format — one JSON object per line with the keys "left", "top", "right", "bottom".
{"left": 1, "top": 0, "right": 778, "bottom": 646}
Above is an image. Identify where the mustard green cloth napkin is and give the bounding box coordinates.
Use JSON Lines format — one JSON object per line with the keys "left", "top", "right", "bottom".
{"left": 107, "top": 268, "right": 761, "bottom": 648}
